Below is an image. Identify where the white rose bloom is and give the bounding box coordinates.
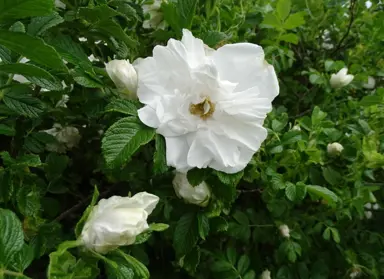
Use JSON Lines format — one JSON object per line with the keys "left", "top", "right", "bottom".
{"left": 55, "top": 94, "right": 70, "bottom": 108}
{"left": 362, "top": 76, "right": 375, "bottom": 89}
{"left": 142, "top": 0, "right": 167, "bottom": 29}
{"left": 279, "top": 224, "right": 290, "bottom": 238}
{"left": 364, "top": 203, "right": 372, "bottom": 209}
{"left": 330, "top": 68, "right": 354, "bottom": 88}
{"left": 106, "top": 59, "right": 138, "bottom": 99}
{"left": 55, "top": 0, "right": 66, "bottom": 9}
{"left": 79, "top": 37, "right": 87, "bottom": 42}
{"left": 80, "top": 192, "right": 159, "bottom": 254}
{"left": 260, "top": 269, "right": 271, "bottom": 279}
{"left": 172, "top": 172, "right": 211, "bottom": 207}
{"left": 327, "top": 142, "right": 344, "bottom": 156}
{"left": 43, "top": 124, "right": 81, "bottom": 153}
{"left": 136, "top": 29, "right": 279, "bottom": 173}
{"left": 365, "top": 0, "right": 372, "bottom": 8}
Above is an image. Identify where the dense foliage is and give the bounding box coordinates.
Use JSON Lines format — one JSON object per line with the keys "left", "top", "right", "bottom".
{"left": 0, "top": 0, "right": 383, "bottom": 278}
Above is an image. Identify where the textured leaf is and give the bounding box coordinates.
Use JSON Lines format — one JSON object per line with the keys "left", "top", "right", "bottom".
{"left": 0, "top": 30, "right": 67, "bottom": 71}
{"left": 173, "top": 212, "right": 199, "bottom": 257}
{"left": 153, "top": 134, "right": 168, "bottom": 175}
{"left": 186, "top": 168, "right": 210, "bottom": 186}
{"left": 0, "top": 0, "right": 54, "bottom": 21}
{"left": 216, "top": 170, "right": 244, "bottom": 186}
{"left": 283, "top": 12, "right": 305, "bottom": 29}
{"left": 114, "top": 250, "right": 149, "bottom": 279}
{"left": 322, "top": 167, "right": 342, "bottom": 186}
{"left": 71, "top": 67, "right": 103, "bottom": 88}
{"left": 105, "top": 99, "right": 139, "bottom": 116}
{"left": 262, "top": 13, "right": 282, "bottom": 29}
{"left": 197, "top": 213, "right": 210, "bottom": 240}
{"left": 105, "top": 257, "right": 134, "bottom": 279}
{"left": 3, "top": 90, "right": 45, "bottom": 118}
{"left": 0, "top": 208, "right": 24, "bottom": 265}
{"left": 102, "top": 117, "right": 155, "bottom": 168}
{"left": 163, "top": 0, "right": 198, "bottom": 32}
{"left": 237, "top": 255, "right": 250, "bottom": 275}
{"left": 0, "top": 124, "right": 15, "bottom": 136}
{"left": 8, "top": 243, "right": 34, "bottom": 273}
{"left": 285, "top": 183, "right": 297, "bottom": 202}
{"left": 201, "top": 31, "right": 228, "bottom": 48}
{"left": 280, "top": 33, "right": 298, "bottom": 44}
{"left": 307, "top": 185, "right": 338, "bottom": 207}
{"left": 17, "top": 185, "right": 40, "bottom": 217}
{"left": 28, "top": 13, "right": 64, "bottom": 36}
{"left": 0, "top": 63, "right": 62, "bottom": 90}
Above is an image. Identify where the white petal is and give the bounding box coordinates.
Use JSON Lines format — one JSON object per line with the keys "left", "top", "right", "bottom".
{"left": 181, "top": 29, "right": 206, "bottom": 68}
{"left": 165, "top": 137, "right": 190, "bottom": 170}
{"left": 124, "top": 192, "right": 160, "bottom": 215}
{"left": 138, "top": 105, "right": 161, "bottom": 128}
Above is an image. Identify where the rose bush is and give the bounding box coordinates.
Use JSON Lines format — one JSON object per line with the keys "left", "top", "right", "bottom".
{"left": 0, "top": 0, "right": 383, "bottom": 279}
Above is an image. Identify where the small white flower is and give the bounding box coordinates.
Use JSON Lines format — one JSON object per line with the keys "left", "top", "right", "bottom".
{"left": 292, "top": 125, "right": 301, "bottom": 131}
{"left": 327, "top": 142, "right": 344, "bottom": 156}
{"left": 98, "top": 129, "right": 104, "bottom": 136}
{"left": 364, "top": 203, "right": 372, "bottom": 209}
{"left": 365, "top": 0, "right": 372, "bottom": 8}
{"left": 106, "top": 59, "right": 138, "bottom": 99}
{"left": 55, "top": 0, "right": 66, "bottom": 9}
{"left": 43, "top": 124, "right": 81, "bottom": 153}
{"left": 330, "top": 68, "right": 354, "bottom": 88}
{"left": 136, "top": 29, "right": 279, "bottom": 173}
{"left": 372, "top": 203, "right": 380, "bottom": 210}
{"left": 55, "top": 94, "right": 70, "bottom": 108}
{"left": 362, "top": 76, "right": 375, "bottom": 89}
{"left": 322, "top": 42, "right": 334, "bottom": 50}
{"left": 260, "top": 269, "right": 271, "bottom": 279}
{"left": 142, "top": 0, "right": 167, "bottom": 29}
{"left": 80, "top": 192, "right": 159, "bottom": 254}
{"left": 365, "top": 211, "right": 373, "bottom": 219}
{"left": 79, "top": 37, "right": 87, "bottom": 42}
{"left": 88, "top": 54, "right": 99, "bottom": 62}
{"left": 279, "top": 224, "right": 290, "bottom": 238}
{"left": 172, "top": 172, "right": 211, "bottom": 207}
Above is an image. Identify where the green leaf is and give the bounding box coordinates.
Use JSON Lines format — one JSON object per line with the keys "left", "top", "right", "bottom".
{"left": 0, "top": 30, "right": 67, "bottom": 71}
{"left": 226, "top": 247, "right": 237, "bottom": 265}
{"left": 27, "top": 13, "right": 64, "bottom": 36}
{"left": 322, "top": 167, "right": 342, "bottom": 186}
{"left": 311, "top": 106, "right": 327, "bottom": 127}
{"left": 75, "top": 186, "right": 99, "bottom": 238}
{"left": 277, "top": 0, "right": 291, "bottom": 20}
{"left": 330, "top": 227, "right": 340, "bottom": 243}
{"left": 187, "top": 168, "right": 210, "bottom": 186}
{"left": 114, "top": 250, "right": 149, "bottom": 279}
{"left": 244, "top": 270, "right": 256, "bottom": 279}
{"left": 180, "top": 247, "right": 200, "bottom": 273}
{"left": 173, "top": 212, "right": 199, "bottom": 257}
{"left": 45, "top": 34, "right": 92, "bottom": 70}
{"left": 283, "top": 12, "right": 305, "bottom": 29}
{"left": 3, "top": 90, "right": 45, "bottom": 118}
{"left": 197, "top": 213, "right": 210, "bottom": 240}
{"left": 262, "top": 13, "right": 282, "bottom": 29}
{"left": 102, "top": 116, "right": 155, "bottom": 169}
{"left": 201, "top": 31, "right": 228, "bottom": 48}
{"left": 105, "top": 99, "right": 139, "bottom": 116}
{"left": 78, "top": 5, "right": 120, "bottom": 22}
{"left": 0, "top": 63, "right": 62, "bottom": 90}
{"left": 105, "top": 257, "right": 134, "bottom": 279}
{"left": 149, "top": 223, "right": 169, "bottom": 232}
{"left": 232, "top": 210, "right": 249, "bottom": 226}
{"left": 211, "top": 260, "right": 233, "bottom": 272}
{"left": 0, "top": 0, "right": 54, "bottom": 22}
{"left": 45, "top": 153, "right": 69, "bottom": 180}
{"left": 322, "top": 227, "right": 331, "bottom": 240}
{"left": 71, "top": 67, "right": 103, "bottom": 88}
{"left": 360, "top": 95, "right": 382, "bottom": 107}
{"left": 237, "top": 255, "right": 250, "bottom": 275}
{"left": 163, "top": 0, "right": 198, "bottom": 32}
{"left": 0, "top": 45, "right": 11, "bottom": 63}
{"left": 285, "top": 182, "right": 297, "bottom": 202}
{"left": 9, "top": 243, "right": 34, "bottom": 273}
{"left": 17, "top": 185, "right": 40, "bottom": 217}
{"left": 279, "top": 33, "right": 298, "bottom": 44}
{"left": 153, "top": 134, "right": 168, "bottom": 175}
{"left": 0, "top": 124, "right": 15, "bottom": 136}
{"left": 216, "top": 170, "right": 244, "bottom": 186}
{"left": 0, "top": 208, "right": 24, "bottom": 266}
{"left": 0, "top": 152, "right": 41, "bottom": 168}
{"left": 306, "top": 185, "right": 338, "bottom": 207}
{"left": 9, "top": 21, "right": 25, "bottom": 33}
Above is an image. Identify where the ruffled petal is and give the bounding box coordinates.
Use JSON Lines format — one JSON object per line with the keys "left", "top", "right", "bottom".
{"left": 165, "top": 136, "right": 190, "bottom": 170}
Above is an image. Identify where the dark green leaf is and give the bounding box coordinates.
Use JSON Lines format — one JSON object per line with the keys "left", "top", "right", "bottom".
{"left": 187, "top": 168, "right": 210, "bottom": 186}
{"left": 28, "top": 12, "right": 64, "bottom": 36}
{"left": 0, "top": 0, "right": 54, "bottom": 21}
{"left": 237, "top": 255, "right": 250, "bottom": 275}
{"left": 211, "top": 260, "right": 233, "bottom": 272}
{"left": 197, "top": 213, "right": 209, "bottom": 240}
{"left": 71, "top": 67, "right": 103, "bottom": 88}
{"left": 105, "top": 99, "right": 139, "bottom": 116}
{"left": 201, "top": 31, "right": 228, "bottom": 48}
{"left": 0, "top": 208, "right": 24, "bottom": 266}
{"left": 0, "top": 124, "right": 15, "bottom": 136}
{"left": 153, "top": 134, "right": 168, "bottom": 175}
{"left": 322, "top": 167, "right": 342, "bottom": 186}
{"left": 75, "top": 186, "right": 99, "bottom": 238}
{"left": 216, "top": 170, "right": 244, "bottom": 186}
{"left": 0, "top": 30, "right": 67, "bottom": 71}
{"left": 3, "top": 90, "right": 45, "bottom": 118}
{"left": 17, "top": 184, "right": 40, "bottom": 217}
{"left": 307, "top": 185, "right": 338, "bottom": 207}
{"left": 102, "top": 116, "right": 155, "bottom": 169}
{"left": 360, "top": 95, "right": 382, "bottom": 107}
{"left": 173, "top": 212, "right": 198, "bottom": 257}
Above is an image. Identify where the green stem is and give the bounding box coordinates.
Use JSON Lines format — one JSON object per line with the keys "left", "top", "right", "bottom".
{"left": 0, "top": 269, "right": 30, "bottom": 278}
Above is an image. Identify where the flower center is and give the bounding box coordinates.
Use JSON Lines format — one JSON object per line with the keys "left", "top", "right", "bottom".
{"left": 189, "top": 97, "right": 215, "bottom": 120}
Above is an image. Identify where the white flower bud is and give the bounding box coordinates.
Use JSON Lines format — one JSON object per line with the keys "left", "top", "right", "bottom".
{"left": 292, "top": 125, "right": 301, "bottom": 131}
{"left": 364, "top": 203, "right": 372, "bottom": 209}
{"left": 372, "top": 203, "right": 379, "bottom": 210}
{"left": 365, "top": 0, "right": 372, "bottom": 8}
{"left": 279, "top": 224, "right": 290, "bottom": 238}
{"left": 79, "top": 37, "right": 87, "bottom": 42}
{"left": 106, "top": 59, "right": 138, "bottom": 99}
{"left": 330, "top": 68, "right": 354, "bottom": 88}
{"left": 362, "top": 76, "right": 375, "bottom": 89}
{"left": 88, "top": 54, "right": 99, "bottom": 62}
{"left": 55, "top": 94, "right": 69, "bottom": 108}
{"left": 327, "top": 142, "right": 344, "bottom": 156}
{"left": 260, "top": 269, "right": 271, "bottom": 279}
{"left": 365, "top": 211, "right": 373, "bottom": 219}
{"left": 142, "top": 0, "right": 167, "bottom": 29}
{"left": 81, "top": 192, "right": 159, "bottom": 254}
{"left": 43, "top": 124, "right": 81, "bottom": 153}
{"left": 172, "top": 172, "right": 211, "bottom": 207}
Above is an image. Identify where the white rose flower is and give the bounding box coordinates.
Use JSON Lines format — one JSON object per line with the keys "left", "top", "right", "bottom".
{"left": 279, "top": 224, "right": 290, "bottom": 238}
{"left": 365, "top": 0, "right": 372, "bottom": 8}
{"left": 80, "top": 192, "right": 159, "bottom": 254}
{"left": 136, "top": 29, "right": 279, "bottom": 174}
{"left": 330, "top": 68, "right": 354, "bottom": 88}
{"left": 364, "top": 203, "right": 372, "bottom": 209}
{"left": 362, "top": 76, "right": 375, "bottom": 89}
{"left": 172, "top": 172, "right": 211, "bottom": 207}
{"left": 106, "top": 59, "right": 138, "bottom": 99}
{"left": 43, "top": 124, "right": 81, "bottom": 153}
{"left": 142, "top": 0, "right": 167, "bottom": 29}
{"left": 260, "top": 269, "right": 271, "bottom": 279}
{"left": 327, "top": 142, "right": 344, "bottom": 156}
